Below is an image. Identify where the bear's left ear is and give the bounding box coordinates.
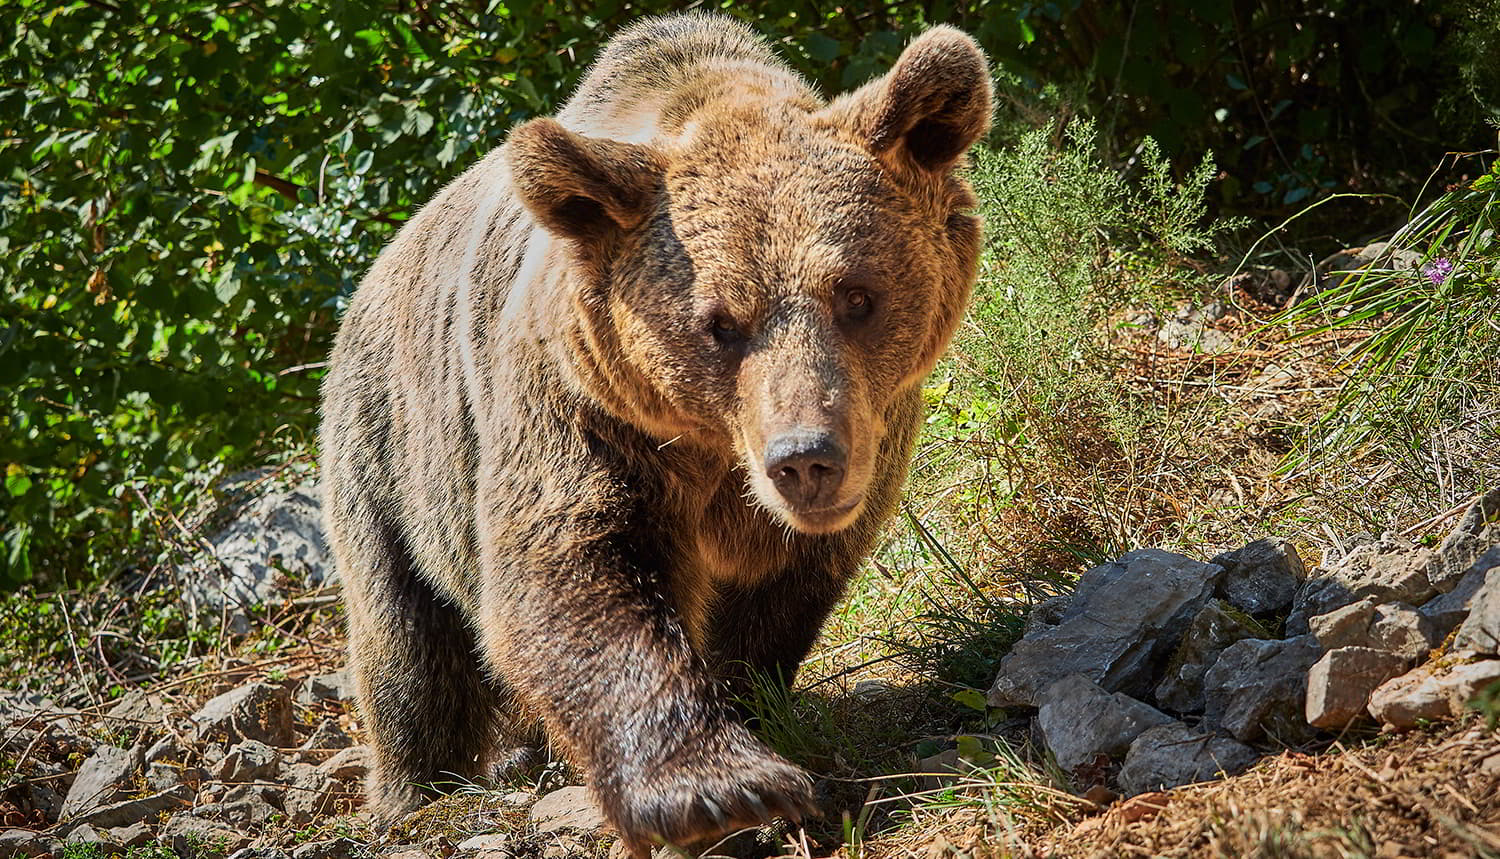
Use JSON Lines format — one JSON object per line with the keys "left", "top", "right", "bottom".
{"left": 822, "top": 26, "right": 992, "bottom": 174}
{"left": 507, "top": 118, "right": 666, "bottom": 242}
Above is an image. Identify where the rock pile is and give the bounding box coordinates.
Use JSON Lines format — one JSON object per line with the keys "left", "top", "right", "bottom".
{"left": 987, "top": 488, "right": 1500, "bottom": 797}
{"left": 0, "top": 664, "right": 610, "bottom": 859}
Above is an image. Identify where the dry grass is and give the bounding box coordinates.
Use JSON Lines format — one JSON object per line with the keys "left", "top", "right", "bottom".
{"left": 1039, "top": 721, "right": 1500, "bottom": 859}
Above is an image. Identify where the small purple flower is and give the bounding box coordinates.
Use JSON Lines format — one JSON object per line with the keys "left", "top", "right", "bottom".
{"left": 1422, "top": 257, "right": 1454, "bottom": 286}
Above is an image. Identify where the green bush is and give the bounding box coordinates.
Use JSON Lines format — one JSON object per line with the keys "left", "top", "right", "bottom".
{"left": 912, "top": 120, "right": 1231, "bottom": 570}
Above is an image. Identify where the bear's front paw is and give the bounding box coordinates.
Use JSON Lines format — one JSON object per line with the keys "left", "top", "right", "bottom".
{"left": 608, "top": 733, "right": 818, "bottom": 859}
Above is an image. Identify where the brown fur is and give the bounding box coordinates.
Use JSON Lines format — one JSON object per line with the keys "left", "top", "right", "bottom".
{"left": 320, "top": 13, "right": 991, "bottom": 857}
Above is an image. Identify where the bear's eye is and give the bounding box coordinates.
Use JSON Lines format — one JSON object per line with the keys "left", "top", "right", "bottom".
{"left": 840, "top": 285, "right": 876, "bottom": 323}
{"left": 709, "top": 315, "right": 744, "bottom": 346}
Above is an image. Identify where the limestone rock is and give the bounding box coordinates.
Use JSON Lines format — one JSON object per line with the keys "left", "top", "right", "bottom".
{"left": 282, "top": 762, "right": 340, "bottom": 825}
{"left": 296, "top": 719, "right": 353, "bottom": 761}
{"left": 1117, "top": 722, "right": 1259, "bottom": 796}
{"left": 458, "top": 833, "right": 510, "bottom": 852}
{"left": 989, "top": 550, "right": 1225, "bottom": 707}
{"left": 1454, "top": 572, "right": 1500, "bottom": 655}
{"left": 1154, "top": 601, "right": 1265, "bottom": 714}
{"left": 1203, "top": 635, "right": 1323, "bottom": 743}
{"left": 106, "top": 823, "right": 154, "bottom": 848}
{"left": 180, "top": 481, "right": 332, "bottom": 624}
{"left": 1288, "top": 537, "right": 1441, "bottom": 635}
{"left": 317, "top": 745, "right": 371, "bottom": 781}
{"left": 60, "top": 745, "right": 141, "bottom": 821}
{"left": 1035, "top": 675, "right": 1174, "bottom": 773}
{"left": 297, "top": 669, "right": 355, "bottom": 705}
{"left": 291, "top": 838, "right": 362, "bottom": 859}
{"left": 216, "top": 739, "right": 282, "bottom": 783}
{"left": 529, "top": 786, "right": 605, "bottom": 835}
{"left": 1368, "top": 660, "right": 1500, "bottom": 729}
{"left": 191, "top": 682, "right": 295, "bottom": 746}
{"left": 1212, "top": 539, "right": 1304, "bottom": 616}
{"left": 145, "top": 761, "right": 202, "bottom": 798}
{"left": 63, "top": 790, "right": 189, "bottom": 831}
{"left": 1304, "top": 647, "right": 1409, "bottom": 729}
{"left": 162, "top": 814, "right": 251, "bottom": 858}
{"left": 1422, "top": 547, "right": 1500, "bottom": 640}
{"left": 0, "top": 829, "right": 63, "bottom": 858}
{"left": 1309, "top": 599, "right": 1435, "bottom": 662}
{"left": 1434, "top": 487, "right": 1500, "bottom": 590}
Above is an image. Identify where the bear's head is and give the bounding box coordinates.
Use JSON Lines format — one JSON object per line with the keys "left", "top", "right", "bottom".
{"left": 509, "top": 27, "right": 991, "bottom": 535}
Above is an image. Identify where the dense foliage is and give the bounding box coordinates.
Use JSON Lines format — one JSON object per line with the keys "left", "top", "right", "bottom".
{"left": 2, "top": 0, "right": 1495, "bottom": 586}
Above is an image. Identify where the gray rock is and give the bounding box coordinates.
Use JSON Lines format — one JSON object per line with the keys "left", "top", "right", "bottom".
{"left": 1434, "top": 487, "right": 1500, "bottom": 590}
{"left": 1203, "top": 635, "right": 1323, "bottom": 743}
{"left": 1368, "top": 660, "right": 1500, "bottom": 729}
{"left": 1118, "top": 723, "right": 1259, "bottom": 796}
{"left": 1309, "top": 599, "right": 1435, "bottom": 662}
{"left": 317, "top": 745, "right": 370, "bottom": 781}
{"left": 1212, "top": 539, "right": 1304, "bottom": 616}
{"left": 297, "top": 669, "right": 355, "bottom": 705}
{"left": 160, "top": 814, "right": 250, "bottom": 858}
{"left": 457, "top": 833, "right": 510, "bottom": 852}
{"left": 216, "top": 739, "right": 282, "bottom": 783}
{"left": 1154, "top": 601, "right": 1266, "bottom": 714}
{"left": 181, "top": 482, "right": 332, "bottom": 622}
{"left": 291, "top": 838, "right": 363, "bottom": 859}
{"left": 1036, "top": 675, "right": 1173, "bottom": 773}
{"left": 145, "top": 761, "right": 202, "bottom": 798}
{"left": 191, "top": 682, "right": 295, "bottom": 746}
{"left": 529, "top": 786, "right": 605, "bottom": 835}
{"left": 194, "top": 783, "right": 283, "bottom": 826}
{"left": 228, "top": 850, "right": 295, "bottom": 859}
{"left": 60, "top": 744, "right": 141, "bottom": 821}
{"left": 989, "top": 550, "right": 1225, "bottom": 707}
{"left": 106, "top": 822, "right": 154, "bottom": 848}
{"left": 0, "top": 829, "right": 63, "bottom": 858}
{"left": 296, "top": 719, "right": 353, "bottom": 761}
{"left": 1422, "top": 547, "right": 1500, "bottom": 640}
{"left": 101, "top": 692, "right": 164, "bottom": 734}
{"left": 62, "top": 790, "right": 189, "bottom": 831}
{"left": 1023, "top": 594, "right": 1071, "bottom": 637}
{"left": 1454, "top": 572, "right": 1500, "bottom": 655}
{"left": 64, "top": 823, "right": 106, "bottom": 845}
{"left": 145, "top": 733, "right": 187, "bottom": 765}
{"left": 1304, "top": 647, "right": 1409, "bottom": 729}
{"left": 916, "top": 749, "right": 964, "bottom": 792}
{"left": 282, "top": 762, "right": 339, "bottom": 825}
{"left": 1157, "top": 317, "right": 1234, "bottom": 354}
{"left": 1288, "top": 540, "right": 1443, "bottom": 636}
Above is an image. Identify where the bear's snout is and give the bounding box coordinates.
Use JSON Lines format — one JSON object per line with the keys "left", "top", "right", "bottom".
{"left": 764, "top": 428, "right": 847, "bottom": 511}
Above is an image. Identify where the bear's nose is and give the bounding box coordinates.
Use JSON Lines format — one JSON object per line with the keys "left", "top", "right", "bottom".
{"left": 765, "top": 429, "right": 847, "bottom": 510}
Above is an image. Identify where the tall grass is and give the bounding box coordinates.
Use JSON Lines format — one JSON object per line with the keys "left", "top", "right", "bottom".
{"left": 1274, "top": 155, "right": 1500, "bottom": 478}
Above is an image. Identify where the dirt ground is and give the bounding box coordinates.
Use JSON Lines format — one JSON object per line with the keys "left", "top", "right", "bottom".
{"left": 912, "top": 720, "right": 1500, "bottom": 859}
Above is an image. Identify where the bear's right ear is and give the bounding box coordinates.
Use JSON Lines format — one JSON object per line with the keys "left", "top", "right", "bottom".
{"left": 507, "top": 118, "right": 665, "bottom": 242}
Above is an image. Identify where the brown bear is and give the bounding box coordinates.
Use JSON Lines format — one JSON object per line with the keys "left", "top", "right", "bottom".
{"left": 319, "top": 12, "right": 990, "bottom": 857}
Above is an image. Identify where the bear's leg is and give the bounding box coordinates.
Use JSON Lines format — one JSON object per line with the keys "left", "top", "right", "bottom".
{"left": 705, "top": 566, "right": 851, "bottom": 699}
{"left": 340, "top": 518, "right": 500, "bottom": 819}
{"left": 478, "top": 522, "right": 819, "bottom": 859}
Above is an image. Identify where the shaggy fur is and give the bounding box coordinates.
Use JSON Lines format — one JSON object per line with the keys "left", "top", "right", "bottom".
{"left": 320, "top": 13, "right": 991, "bottom": 857}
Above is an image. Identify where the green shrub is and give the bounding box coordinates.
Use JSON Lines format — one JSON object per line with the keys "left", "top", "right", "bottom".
{"left": 909, "top": 120, "right": 1231, "bottom": 574}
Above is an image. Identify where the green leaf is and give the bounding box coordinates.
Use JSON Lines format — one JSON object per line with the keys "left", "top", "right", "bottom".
{"left": 5, "top": 469, "right": 32, "bottom": 497}
{"left": 951, "top": 688, "right": 989, "bottom": 713}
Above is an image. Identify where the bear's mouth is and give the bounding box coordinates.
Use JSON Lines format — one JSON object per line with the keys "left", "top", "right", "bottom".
{"left": 778, "top": 493, "right": 866, "bottom": 535}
